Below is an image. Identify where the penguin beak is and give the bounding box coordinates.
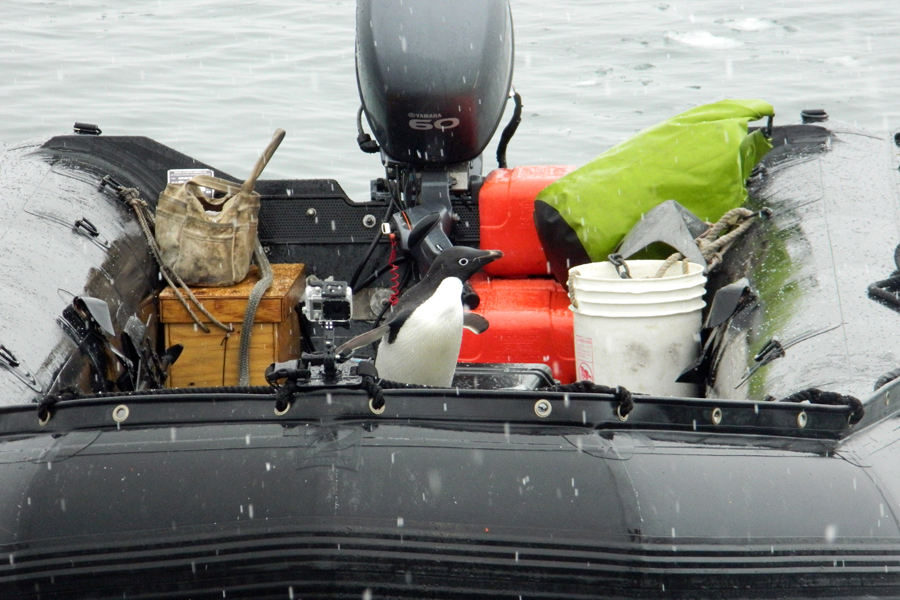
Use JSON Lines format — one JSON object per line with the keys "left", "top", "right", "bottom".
{"left": 473, "top": 249, "right": 503, "bottom": 269}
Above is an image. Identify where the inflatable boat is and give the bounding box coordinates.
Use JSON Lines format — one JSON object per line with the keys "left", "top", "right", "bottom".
{"left": 3, "top": 1, "right": 900, "bottom": 598}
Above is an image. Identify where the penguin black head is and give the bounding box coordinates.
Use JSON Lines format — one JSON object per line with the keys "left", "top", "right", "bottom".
{"left": 333, "top": 245, "right": 502, "bottom": 363}
{"left": 424, "top": 246, "right": 503, "bottom": 282}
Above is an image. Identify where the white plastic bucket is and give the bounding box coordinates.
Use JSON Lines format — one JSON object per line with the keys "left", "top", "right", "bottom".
{"left": 568, "top": 260, "right": 706, "bottom": 397}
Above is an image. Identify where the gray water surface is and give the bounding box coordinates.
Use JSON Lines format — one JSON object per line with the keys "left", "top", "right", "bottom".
{"left": 3, "top": 1, "right": 898, "bottom": 199}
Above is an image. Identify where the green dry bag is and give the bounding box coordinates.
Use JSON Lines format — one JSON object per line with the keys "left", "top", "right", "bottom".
{"left": 534, "top": 99, "right": 774, "bottom": 284}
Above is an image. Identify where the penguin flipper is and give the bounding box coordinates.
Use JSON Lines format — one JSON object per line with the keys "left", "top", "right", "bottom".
{"left": 463, "top": 312, "right": 489, "bottom": 334}
{"left": 335, "top": 324, "right": 390, "bottom": 356}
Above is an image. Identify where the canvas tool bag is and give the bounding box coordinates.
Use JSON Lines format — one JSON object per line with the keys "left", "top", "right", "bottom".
{"left": 155, "top": 129, "right": 285, "bottom": 287}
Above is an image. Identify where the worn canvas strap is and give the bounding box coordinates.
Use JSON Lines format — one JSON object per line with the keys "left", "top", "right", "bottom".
{"left": 181, "top": 127, "right": 284, "bottom": 208}
{"left": 242, "top": 128, "right": 285, "bottom": 194}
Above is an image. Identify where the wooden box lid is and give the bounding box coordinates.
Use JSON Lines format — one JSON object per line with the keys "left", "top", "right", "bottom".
{"left": 160, "top": 263, "right": 305, "bottom": 324}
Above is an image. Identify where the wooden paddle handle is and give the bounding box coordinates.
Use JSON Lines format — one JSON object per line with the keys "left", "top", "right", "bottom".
{"left": 242, "top": 128, "right": 286, "bottom": 194}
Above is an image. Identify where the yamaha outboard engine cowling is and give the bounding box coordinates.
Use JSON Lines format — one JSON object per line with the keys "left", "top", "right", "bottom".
{"left": 356, "top": 0, "right": 514, "bottom": 166}
{"left": 355, "top": 0, "right": 514, "bottom": 272}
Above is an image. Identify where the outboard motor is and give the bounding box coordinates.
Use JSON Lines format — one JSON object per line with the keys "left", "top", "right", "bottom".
{"left": 356, "top": 0, "right": 514, "bottom": 269}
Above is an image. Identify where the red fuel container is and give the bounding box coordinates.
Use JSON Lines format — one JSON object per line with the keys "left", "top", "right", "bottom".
{"left": 460, "top": 274, "right": 575, "bottom": 383}
{"left": 478, "top": 165, "right": 575, "bottom": 277}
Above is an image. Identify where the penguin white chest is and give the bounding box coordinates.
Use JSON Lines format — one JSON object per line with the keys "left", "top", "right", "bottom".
{"left": 376, "top": 277, "right": 464, "bottom": 387}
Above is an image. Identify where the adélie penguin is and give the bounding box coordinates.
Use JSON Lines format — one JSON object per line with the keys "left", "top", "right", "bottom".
{"left": 336, "top": 247, "right": 503, "bottom": 387}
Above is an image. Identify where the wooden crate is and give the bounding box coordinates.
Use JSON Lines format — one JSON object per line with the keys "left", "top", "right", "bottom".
{"left": 160, "top": 263, "right": 305, "bottom": 387}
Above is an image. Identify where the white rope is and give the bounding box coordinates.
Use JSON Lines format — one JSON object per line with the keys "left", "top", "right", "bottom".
{"left": 654, "top": 207, "right": 756, "bottom": 277}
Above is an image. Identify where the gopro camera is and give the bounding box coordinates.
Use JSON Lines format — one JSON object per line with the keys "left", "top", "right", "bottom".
{"left": 304, "top": 279, "right": 352, "bottom": 323}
